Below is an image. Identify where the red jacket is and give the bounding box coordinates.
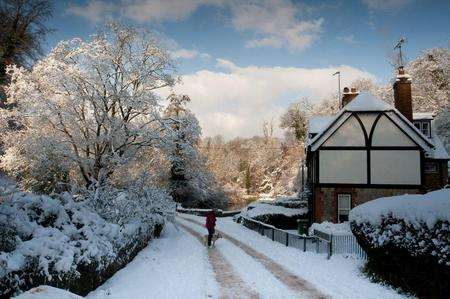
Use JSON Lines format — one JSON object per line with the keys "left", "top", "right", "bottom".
{"left": 205, "top": 211, "right": 216, "bottom": 230}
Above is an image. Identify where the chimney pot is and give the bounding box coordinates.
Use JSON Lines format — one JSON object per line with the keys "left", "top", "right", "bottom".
{"left": 341, "top": 87, "right": 359, "bottom": 107}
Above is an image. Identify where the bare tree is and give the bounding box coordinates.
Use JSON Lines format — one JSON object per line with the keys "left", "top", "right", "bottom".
{"left": 0, "top": 0, "right": 53, "bottom": 102}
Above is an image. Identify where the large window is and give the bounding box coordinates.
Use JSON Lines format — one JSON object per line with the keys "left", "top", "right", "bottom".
{"left": 319, "top": 150, "right": 367, "bottom": 184}
{"left": 337, "top": 194, "right": 351, "bottom": 223}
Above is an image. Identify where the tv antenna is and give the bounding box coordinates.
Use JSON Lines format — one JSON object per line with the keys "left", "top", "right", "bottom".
{"left": 394, "top": 37, "right": 407, "bottom": 67}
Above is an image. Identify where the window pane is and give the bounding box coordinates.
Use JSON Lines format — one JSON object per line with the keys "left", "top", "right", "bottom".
{"left": 414, "top": 122, "right": 421, "bottom": 130}
{"left": 338, "top": 195, "right": 351, "bottom": 209}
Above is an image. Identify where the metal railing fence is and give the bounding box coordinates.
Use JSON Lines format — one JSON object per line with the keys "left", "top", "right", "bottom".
{"left": 240, "top": 216, "right": 366, "bottom": 259}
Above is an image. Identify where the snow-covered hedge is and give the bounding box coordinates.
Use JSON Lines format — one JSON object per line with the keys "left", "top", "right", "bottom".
{"left": 0, "top": 190, "right": 173, "bottom": 297}
{"left": 350, "top": 189, "right": 450, "bottom": 297}
{"left": 243, "top": 203, "right": 307, "bottom": 219}
{"left": 241, "top": 202, "right": 308, "bottom": 229}
{"left": 350, "top": 189, "right": 449, "bottom": 265}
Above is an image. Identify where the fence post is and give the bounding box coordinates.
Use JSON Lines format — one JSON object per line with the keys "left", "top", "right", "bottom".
{"left": 303, "top": 237, "right": 306, "bottom": 252}
{"left": 316, "top": 238, "right": 319, "bottom": 253}
{"left": 285, "top": 233, "right": 289, "bottom": 246}
{"left": 272, "top": 228, "right": 275, "bottom": 241}
{"left": 327, "top": 236, "right": 333, "bottom": 259}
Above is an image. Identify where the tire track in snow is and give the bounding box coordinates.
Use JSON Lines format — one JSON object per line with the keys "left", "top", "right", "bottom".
{"left": 178, "top": 215, "right": 330, "bottom": 299}
{"left": 176, "top": 221, "right": 260, "bottom": 299}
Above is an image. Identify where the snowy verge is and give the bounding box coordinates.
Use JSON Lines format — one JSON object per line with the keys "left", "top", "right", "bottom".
{"left": 0, "top": 190, "right": 168, "bottom": 297}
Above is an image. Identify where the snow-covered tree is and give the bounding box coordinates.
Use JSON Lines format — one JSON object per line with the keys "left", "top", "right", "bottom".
{"left": 1, "top": 23, "right": 176, "bottom": 191}
{"left": 164, "top": 93, "right": 228, "bottom": 208}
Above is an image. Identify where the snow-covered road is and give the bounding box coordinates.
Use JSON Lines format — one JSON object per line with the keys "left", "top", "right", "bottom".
{"left": 24, "top": 213, "right": 407, "bottom": 299}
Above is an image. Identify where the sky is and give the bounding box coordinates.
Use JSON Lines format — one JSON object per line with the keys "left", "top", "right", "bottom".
{"left": 44, "top": 0, "right": 449, "bottom": 139}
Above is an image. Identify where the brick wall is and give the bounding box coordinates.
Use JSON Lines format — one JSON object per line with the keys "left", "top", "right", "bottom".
{"left": 314, "top": 187, "right": 421, "bottom": 223}
{"left": 424, "top": 161, "right": 448, "bottom": 191}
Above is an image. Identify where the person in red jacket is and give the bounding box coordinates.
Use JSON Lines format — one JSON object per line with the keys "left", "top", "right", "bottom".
{"left": 205, "top": 209, "right": 217, "bottom": 247}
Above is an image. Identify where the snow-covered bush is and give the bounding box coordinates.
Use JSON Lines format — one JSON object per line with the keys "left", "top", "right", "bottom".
{"left": 242, "top": 202, "right": 308, "bottom": 229}
{"left": 0, "top": 190, "right": 171, "bottom": 297}
{"left": 350, "top": 189, "right": 450, "bottom": 297}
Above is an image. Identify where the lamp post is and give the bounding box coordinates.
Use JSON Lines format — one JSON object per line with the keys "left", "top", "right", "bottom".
{"left": 332, "top": 71, "right": 341, "bottom": 108}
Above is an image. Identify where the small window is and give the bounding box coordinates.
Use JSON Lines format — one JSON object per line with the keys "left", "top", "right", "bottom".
{"left": 337, "top": 194, "right": 351, "bottom": 223}
{"left": 424, "top": 162, "right": 438, "bottom": 173}
{"left": 413, "top": 121, "right": 431, "bottom": 138}
{"left": 421, "top": 122, "right": 430, "bottom": 137}
{"left": 414, "top": 122, "right": 421, "bottom": 130}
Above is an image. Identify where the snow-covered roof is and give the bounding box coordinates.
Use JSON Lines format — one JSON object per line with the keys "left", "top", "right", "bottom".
{"left": 413, "top": 112, "right": 435, "bottom": 120}
{"left": 306, "top": 92, "right": 449, "bottom": 160}
{"left": 308, "top": 116, "right": 334, "bottom": 134}
{"left": 343, "top": 92, "right": 392, "bottom": 112}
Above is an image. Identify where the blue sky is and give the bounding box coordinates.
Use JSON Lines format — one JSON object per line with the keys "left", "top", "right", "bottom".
{"left": 44, "top": 0, "right": 449, "bottom": 138}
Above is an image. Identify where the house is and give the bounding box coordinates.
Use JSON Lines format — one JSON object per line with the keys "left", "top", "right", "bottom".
{"left": 305, "top": 67, "right": 449, "bottom": 223}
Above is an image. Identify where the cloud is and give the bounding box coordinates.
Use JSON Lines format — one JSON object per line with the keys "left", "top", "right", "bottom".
{"left": 170, "top": 49, "right": 211, "bottom": 59}
{"left": 66, "top": 0, "right": 117, "bottom": 23}
{"left": 67, "top": 0, "right": 210, "bottom": 23}
{"left": 68, "top": 0, "right": 325, "bottom": 52}
{"left": 337, "top": 34, "right": 357, "bottom": 44}
{"left": 166, "top": 59, "right": 376, "bottom": 139}
{"left": 361, "top": 0, "right": 412, "bottom": 10}
{"left": 230, "top": 1, "right": 324, "bottom": 51}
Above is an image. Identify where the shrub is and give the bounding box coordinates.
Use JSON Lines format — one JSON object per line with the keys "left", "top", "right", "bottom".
{"left": 350, "top": 189, "right": 450, "bottom": 298}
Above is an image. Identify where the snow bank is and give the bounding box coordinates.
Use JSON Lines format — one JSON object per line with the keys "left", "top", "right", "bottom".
{"left": 14, "top": 285, "right": 82, "bottom": 299}
{"left": 350, "top": 189, "right": 450, "bottom": 266}
{"left": 243, "top": 203, "right": 307, "bottom": 219}
{"left": 350, "top": 189, "right": 450, "bottom": 229}
{"left": 0, "top": 189, "right": 171, "bottom": 297}
{"left": 309, "top": 222, "right": 352, "bottom": 236}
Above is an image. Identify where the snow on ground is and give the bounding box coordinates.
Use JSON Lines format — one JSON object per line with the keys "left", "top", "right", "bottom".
{"left": 309, "top": 221, "right": 352, "bottom": 236}
{"left": 181, "top": 214, "right": 407, "bottom": 299}
{"left": 243, "top": 203, "right": 307, "bottom": 218}
{"left": 87, "top": 222, "right": 219, "bottom": 299}
{"left": 350, "top": 189, "right": 450, "bottom": 228}
{"left": 176, "top": 217, "right": 303, "bottom": 298}
{"left": 14, "top": 286, "right": 82, "bottom": 299}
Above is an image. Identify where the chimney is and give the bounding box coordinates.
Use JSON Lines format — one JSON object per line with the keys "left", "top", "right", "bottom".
{"left": 341, "top": 87, "right": 359, "bottom": 107}
{"left": 393, "top": 66, "right": 413, "bottom": 122}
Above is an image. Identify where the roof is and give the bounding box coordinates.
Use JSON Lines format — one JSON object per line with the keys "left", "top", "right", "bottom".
{"left": 413, "top": 112, "right": 435, "bottom": 120}
{"left": 308, "top": 116, "right": 334, "bottom": 134}
{"left": 343, "top": 92, "right": 391, "bottom": 111}
{"left": 306, "top": 92, "right": 449, "bottom": 160}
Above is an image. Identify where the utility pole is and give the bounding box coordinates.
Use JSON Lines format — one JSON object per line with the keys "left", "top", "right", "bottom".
{"left": 332, "top": 71, "right": 341, "bottom": 108}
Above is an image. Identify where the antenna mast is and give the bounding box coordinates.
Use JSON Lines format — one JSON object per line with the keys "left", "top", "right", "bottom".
{"left": 394, "top": 37, "right": 406, "bottom": 67}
